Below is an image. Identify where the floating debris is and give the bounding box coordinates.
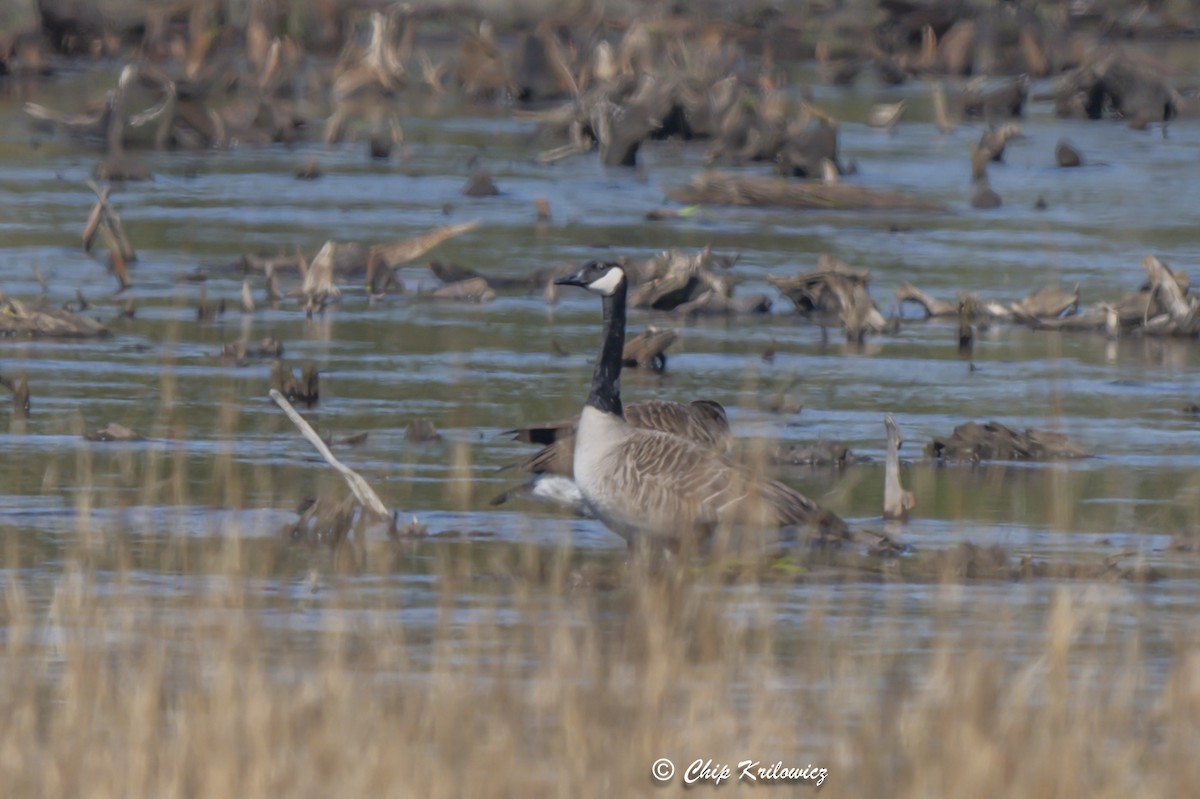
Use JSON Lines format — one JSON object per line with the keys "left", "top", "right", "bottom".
{"left": 929, "top": 542, "right": 1017, "bottom": 580}
{"left": 1170, "top": 529, "right": 1200, "bottom": 551}
{"left": 969, "top": 146, "right": 1002, "bottom": 210}
{"left": 0, "top": 371, "right": 31, "bottom": 419}
{"left": 868, "top": 100, "right": 906, "bottom": 130}
{"left": 771, "top": 441, "right": 864, "bottom": 468}
{"left": 758, "top": 380, "right": 802, "bottom": 415}
{"left": 296, "top": 156, "right": 321, "bottom": 180}
{"left": 1010, "top": 284, "right": 1080, "bottom": 323}
{"left": 976, "top": 124, "right": 1023, "bottom": 163}
{"left": 1056, "top": 140, "right": 1083, "bottom": 167}
{"left": 1053, "top": 48, "right": 1179, "bottom": 123}
{"left": 195, "top": 287, "right": 225, "bottom": 321}
{"left": 0, "top": 296, "right": 109, "bottom": 338}
{"left": 622, "top": 327, "right": 676, "bottom": 372}
{"left": 430, "top": 278, "right": 495, "bottom": 303}
{"left": 428, "top": 260, "right": 537, "bottom": 292}
{"left": 302, "top": 242, "right": 342, "bottom": 314}
{"left": 368, "top": 220, "right": 481, "bottom": 275}
{"left": 327, "top": 432, "right": 369, "bottom": 448}
{"left": 221, "top": 337, "right": 283, "bottom": 363}
{"left": 898, "top": 258, "right": 1200, "bottom": 339}
{"left": 928, "top": 421, "right": 1092, "bottom": 462}
{"left": 94, "top": 149, "right": 152, "bottom": 183}
{"left": 405, "top": 419, "right": 441, "bottom": 442}
{"left": 462, "top": 170, "right": 500, "bottom": 197}
{"left": 627, "top": 248, "right": 737, "bottom": 313}
{"left": 389, "top": 515, "right": 430, "bottom": 539}
{"left": 958, "top": 299, "right": 975, "bottom": 357}
{"left": 863, "top": 529, "right": 911, "bottom": 558}
{"left": 1139, "top": 256, "right": 1199, "bottom": 337}
{"left": 84, "top": 422, "right": 141, "bottom": 442}
{"left": 367, "top": 134, "right": 392, "bottom": 161}
{"left": 895, "top": 283, "right": 959, "bottom": 318}
{"left": 961, "top": 76, "right": 1030, "bottom": 119}
{"left": 284, "top": 494, "right": 359, "bottom": 546}
{"left": 667, "top": 171, "right": 947, "bottom": 211}
{"left": 768, "top": 255, "right": 887, "bottom": 340}
{"left": 240, "top": 221, "right": 481, "bottom": 284}
{"left": 270, "top": 362, "right": 319, "bottom": 406}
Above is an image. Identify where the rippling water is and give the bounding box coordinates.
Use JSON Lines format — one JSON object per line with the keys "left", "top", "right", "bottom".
{"left": 2, "top": 67, "right": 1199, "bottom": 683}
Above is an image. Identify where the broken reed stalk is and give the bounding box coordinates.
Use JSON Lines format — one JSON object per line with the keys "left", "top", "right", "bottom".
{"left": 1142, "top": 255, "right": 1197, "bottom": 332}
{"left": 268, "top": 388, "right": 391, "bottom": 520}
{"left": 98, "top": 224, "right": 132, "bottom": 290}
{"left": 883, "top": 414, "right": 913, "bottom": 522}
{"left": 930, "top": 79, "right": 955, "bottom": 133}
{"left": 83, "top": 179, "right": 136, "bottom": 263}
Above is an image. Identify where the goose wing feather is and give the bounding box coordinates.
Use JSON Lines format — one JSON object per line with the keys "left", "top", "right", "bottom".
{"left": 506, "top": 435, "right": 575, "bottom": 476}
{"left": 606, "top": 430, "right": 824, "bottom": 533}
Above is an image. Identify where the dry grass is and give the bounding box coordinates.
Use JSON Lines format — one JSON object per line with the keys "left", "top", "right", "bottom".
{"left": 1, "top": 517, "right": 1198, "bottom": 798}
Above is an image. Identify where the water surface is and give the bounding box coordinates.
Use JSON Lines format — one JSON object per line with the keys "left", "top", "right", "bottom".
{"left": 2, "top": 67, "right": 1199, "bottom": 701}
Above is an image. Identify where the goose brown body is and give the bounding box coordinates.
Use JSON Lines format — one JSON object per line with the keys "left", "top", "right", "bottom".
{"left": 574, "top": 406, "right": 838, "bottom": 547}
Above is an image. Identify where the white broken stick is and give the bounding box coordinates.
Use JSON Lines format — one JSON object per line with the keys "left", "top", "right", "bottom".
{"left": 269, "top": 388, "right": 391, "bottom": 520}
{"left": 883, "top": 414, "right": 914, "bottom": 523}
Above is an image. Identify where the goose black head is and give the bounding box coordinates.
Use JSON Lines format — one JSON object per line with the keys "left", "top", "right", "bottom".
{"left": 554, "top": 261, "right": 626, "bottom": 296}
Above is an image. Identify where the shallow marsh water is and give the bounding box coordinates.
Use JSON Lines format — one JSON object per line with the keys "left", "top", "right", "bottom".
{"left": 2, "top": 63, "right": 1200, "bottom": 761}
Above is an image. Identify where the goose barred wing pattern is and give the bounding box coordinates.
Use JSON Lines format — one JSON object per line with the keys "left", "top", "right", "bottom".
{"left": 624, "top": 399, "right": 731, "bottom": 451}
{"left": 603, "top": 430, "right": 828, "bottom": 536}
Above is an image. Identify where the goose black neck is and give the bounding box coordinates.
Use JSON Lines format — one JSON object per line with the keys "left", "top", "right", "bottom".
{"left": 586, "top": 282, "right": 626, "bottom": 417}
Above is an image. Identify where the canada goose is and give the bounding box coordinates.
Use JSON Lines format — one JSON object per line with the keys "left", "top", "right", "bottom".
{"left": 489, "top": 399, "right": 731, "bottom": 513}
{"left": 553, "top": 260, "right": 848, "bottom": 551}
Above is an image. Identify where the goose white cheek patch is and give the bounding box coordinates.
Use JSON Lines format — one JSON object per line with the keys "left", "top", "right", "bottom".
{"left": 587, "top": 267, "right": 624, "bottom": 296}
